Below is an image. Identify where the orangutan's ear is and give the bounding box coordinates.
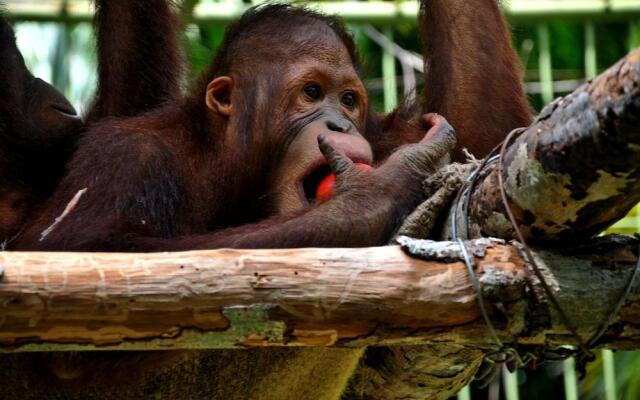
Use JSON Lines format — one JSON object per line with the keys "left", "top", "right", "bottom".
{"left": 205, "top": 76, "right": 233, "bottom": 116}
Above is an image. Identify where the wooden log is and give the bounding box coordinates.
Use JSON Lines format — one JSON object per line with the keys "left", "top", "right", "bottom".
{"left": 469, "top": 48, "right": 640, "bottom": 242}
{"left": 1, "top": 236, "right": 639, "bottom": 352}
{"left": 381, "top": 45, "right": 640, "bottom": 400}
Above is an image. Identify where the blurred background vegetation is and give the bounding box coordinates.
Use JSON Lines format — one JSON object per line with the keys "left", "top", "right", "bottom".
{"left": 4, "top": 0, "right": 640, "bottom": 399}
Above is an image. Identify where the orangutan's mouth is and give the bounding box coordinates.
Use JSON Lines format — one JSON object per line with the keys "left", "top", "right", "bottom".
{"left": 301, "top": 164, "right": 331, "bottom": 205}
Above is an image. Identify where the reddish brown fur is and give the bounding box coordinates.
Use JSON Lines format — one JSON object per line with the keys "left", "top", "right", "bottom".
{"left": 0, "top": 0, "right": 184, "bottom": 244}
{"left": 0, "top": 15, "right": 81, "bottom": 243}
{"left": 11, "top": 1, "right": 531, "bottom": 252}
{"left": 4, "top": 2, "right": 532, "bottom": 397}
{"left": 85, "top": 0, "right": 184, "bottom": 122}
{"left": 13, "top": 5, "right": 456, "bottom": 252}
{"left": 420, "top": 0, "right": 533, "bottom": 160}
{"left": 365, "top": 1, "right": 533, "bottom": 162}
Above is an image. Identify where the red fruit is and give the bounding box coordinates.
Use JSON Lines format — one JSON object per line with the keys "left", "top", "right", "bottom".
{"left": 316, "top": 163, "right": 373, "bottom": 202}
{"left": 315, "top": 174, "right": 335, "bottom": 202}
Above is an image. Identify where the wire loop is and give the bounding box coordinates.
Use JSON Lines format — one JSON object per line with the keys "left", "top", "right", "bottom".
{"left": 450, "top": 126, "right": 640, "bottom": 376}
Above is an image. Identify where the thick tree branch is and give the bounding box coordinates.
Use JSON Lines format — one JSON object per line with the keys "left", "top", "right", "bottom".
{"left": 0, "top": 236, "right": 639, "bottom": 353}
{"left": 372, "top": 46, "right": 640, "bottom": 400}
{"left": 469, "top": 48, "right": 640, "bottom": 242}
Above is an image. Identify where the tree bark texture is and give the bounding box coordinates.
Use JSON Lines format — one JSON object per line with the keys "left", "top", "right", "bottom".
{"left": 469, "top": 48, "right": 640, "bottom": 242}
{"left": 1, "top": 236, "right": 639, "bottom": 353}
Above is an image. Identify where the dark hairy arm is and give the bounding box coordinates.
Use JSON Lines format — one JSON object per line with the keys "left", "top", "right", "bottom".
{"left": 170, "top": 120, "right": 455, "bottom": 250}
{"left": 142, "top": 116, "right": 455, "bottom": 251}
{"left": 13, "top": 116, "right": 455, "bottom": 252}
{"left": 421, "top": 0, "right": 532, "bottom": 159}
{"left": 85, "top": 0, "right": 183, "bottom": 122}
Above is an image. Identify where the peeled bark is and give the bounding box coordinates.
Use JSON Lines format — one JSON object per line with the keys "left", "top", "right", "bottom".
{"left": 0, "top": 236, "right": 639, "bottom": 353}
{"left": 0, "top": 236, "right": 639, "bottom": 399}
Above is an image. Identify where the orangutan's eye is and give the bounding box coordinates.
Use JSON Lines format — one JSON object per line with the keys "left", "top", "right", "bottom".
{"left": 303, "top": 83, "right": 322, "bottom": 100}
{"left": 341, "top": 91, "right": 356, "bottom": 108}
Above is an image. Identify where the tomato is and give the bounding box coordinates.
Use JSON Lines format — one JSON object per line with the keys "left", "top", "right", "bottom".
{"left": 316, "top": 163, "right": 373, "bottom": 202}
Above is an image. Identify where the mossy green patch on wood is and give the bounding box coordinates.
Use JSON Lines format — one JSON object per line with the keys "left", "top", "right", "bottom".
{"left": 506, "top": 143, "right": 631, "bottom": 235}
